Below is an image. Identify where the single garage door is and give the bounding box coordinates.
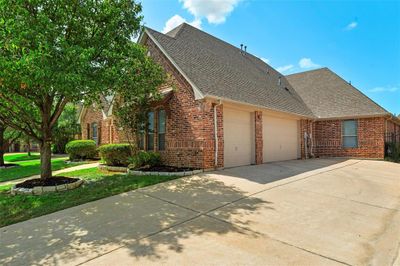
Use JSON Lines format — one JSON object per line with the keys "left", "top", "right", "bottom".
{"left": 224, "top": 107, "right": 254, "bottom": 168}
{"left": 263, "top": 115, "right": 299, "bottom": 162}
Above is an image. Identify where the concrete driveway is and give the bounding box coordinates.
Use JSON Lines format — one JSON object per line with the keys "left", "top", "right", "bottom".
{"left": 1, "top": 159, "right": 400, "bottom": 265}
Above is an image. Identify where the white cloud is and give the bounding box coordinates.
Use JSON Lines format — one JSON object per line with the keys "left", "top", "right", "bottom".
{"left": 276, "top": 64, "right": 294, "bottom": 73}
{"left": 162, "top": 14, "right": 201, "bottom": 34}
{"left": 179, "top": 0, "right": 241, "bottom": 24}
{"left": 369, "top": 86, "right": 399, "bottom": 93}
{"left": 345, "top": 21, "right": 358, "bottom": 30}
{"left": 261, "top": 58, "right": 270, "bottom": 64}
{"left": 299, "top": 58, "right": 320, "bottom": 69}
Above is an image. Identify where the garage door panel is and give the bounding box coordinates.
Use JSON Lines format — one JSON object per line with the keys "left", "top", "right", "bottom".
{"left": 224, "top": 108, "right": 254, "bottom": 168}
{"left": 263, "top": 116, "right": 299, "bottom": 162}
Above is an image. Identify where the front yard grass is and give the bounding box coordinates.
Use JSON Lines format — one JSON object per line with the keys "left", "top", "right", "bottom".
{"left": 4, "top": 153, "right": 41, "bottom": 162}
{"left": 0, "top": 168, "right": 178, "bottom": 227}
{"left": 0, "top": 158, "right": 80, "bottom": 183}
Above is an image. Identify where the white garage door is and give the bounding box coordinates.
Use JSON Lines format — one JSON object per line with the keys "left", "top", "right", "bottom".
{"left": 224, "top": 107, "right": 254, "bottom": 168}
{"left": 263, "top": 115, "right": 299, "bottom": 162}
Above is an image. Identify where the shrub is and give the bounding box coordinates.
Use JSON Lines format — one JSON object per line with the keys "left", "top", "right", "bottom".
{"left": 98, "top": 143, "right": 133, "bottom": 166}
{"left": 385, "top": 142, "right": 400, "bottom": 162}
{"left": 65, "top": 140, "right": 97, "bottom": 161}
{"left": 129, "top": 151, "right": 161, "bottom": 169}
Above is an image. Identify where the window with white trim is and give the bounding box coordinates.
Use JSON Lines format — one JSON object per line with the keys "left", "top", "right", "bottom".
{"left": 342, "top": 120, "right": 358, "bottom": 148}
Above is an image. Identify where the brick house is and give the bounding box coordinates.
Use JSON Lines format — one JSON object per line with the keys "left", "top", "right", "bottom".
{"left": 79, "top": 23, "right": 400, "bottom": 170}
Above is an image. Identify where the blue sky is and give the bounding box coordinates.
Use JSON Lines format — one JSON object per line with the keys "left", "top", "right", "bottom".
{"left": 141, "top": 0, "right": 400, "bottom": 114}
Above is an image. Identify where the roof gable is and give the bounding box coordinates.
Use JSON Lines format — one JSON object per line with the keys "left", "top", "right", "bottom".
{"left": 144, "top": 23, "right": 313, "bottom": 117}
{"left": 286, "top": 68, "right": 388, "bottom": 119}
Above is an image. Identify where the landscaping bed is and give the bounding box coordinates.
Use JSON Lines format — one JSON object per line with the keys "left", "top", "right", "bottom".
{"left": 137, "top": 165, "right": 197, "bottom": 172}
{"left": 12, "top": 177, "right": 83, "bottom": 195}
{"left": 129, "top": 165, "right": 202, "bottom": 176}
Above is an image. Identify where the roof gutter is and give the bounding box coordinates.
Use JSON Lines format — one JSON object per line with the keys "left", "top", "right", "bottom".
{"left": 214, "top": 99, "right": 222, "bottom": 167}
{"left": 313, "top": 113, "right": 393, "bottom": 121}
{"left": 204, "top": 94, "right": 314, "bottom": 119}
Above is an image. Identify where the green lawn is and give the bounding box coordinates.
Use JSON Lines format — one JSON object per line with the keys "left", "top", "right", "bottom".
{"left": 4, "top": 153, "right": 41, "bottom": 162}
{"left": 0, "top": 168, "right": 177, "bottom": 227}
{"left": 0, "top": 157, "right": 80, "bottom": 183}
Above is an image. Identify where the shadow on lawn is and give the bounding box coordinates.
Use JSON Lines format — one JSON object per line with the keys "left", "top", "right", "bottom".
{"left": 0, "top": 159, "right": 346, "bottom": 264}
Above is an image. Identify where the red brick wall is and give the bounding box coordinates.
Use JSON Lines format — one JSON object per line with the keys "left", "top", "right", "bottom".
{"left": 80, "top": 105, "right": 126, "bottom": 145}
{"left": 80, "top": 106, "right": 106, "bottom": 145}
{"left": 312, "top": 117, "right": 385, "bottom": 159}
{"left": 80, "top": 36, "right": 224, "bottom": 169}
{"left": 255, "top": 111, "right": 263, "bottom": 164}
{"left": 141, "top": 35, "right": 223, "bottom": 169}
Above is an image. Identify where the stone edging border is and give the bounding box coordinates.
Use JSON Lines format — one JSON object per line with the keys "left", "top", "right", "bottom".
{"left": 128, "top": 169, "right": 203, "bottom": 177}
{"left": 98, "top": 164, "right": 128, "bottom": 172}
{"left": 11, "top": 179, "right": 84, "bottom": 196}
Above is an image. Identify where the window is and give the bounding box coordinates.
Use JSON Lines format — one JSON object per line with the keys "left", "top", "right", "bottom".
{"left": 147, "top": 112, "right": 155, "bottom": 151}
{"left": 342, "top": 120, "right": 358, "bottom": 148}
{"left": 158, "top": 109, "right": 166, "bottom": 150}
{"left": 91, "top": 122, "right": 98, "bottom": 144}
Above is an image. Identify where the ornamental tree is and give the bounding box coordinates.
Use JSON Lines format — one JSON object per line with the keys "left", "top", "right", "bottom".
{"left": 113, "top": 45, "right": 166, "bottom": 151}
{"left": 0, "top": 0, "right": 144, "bottom": 179}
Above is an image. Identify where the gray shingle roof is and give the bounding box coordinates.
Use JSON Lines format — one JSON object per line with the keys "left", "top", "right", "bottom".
{"left": 145, "top": 23, "right": 313, "bottom": 117}
{"left": 286, "top": 68, "right": 389, "bottom": 119}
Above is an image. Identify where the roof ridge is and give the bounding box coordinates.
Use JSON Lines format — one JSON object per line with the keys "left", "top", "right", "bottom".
{"left": 285, "top": 67, "right": 328, "bottom": 77}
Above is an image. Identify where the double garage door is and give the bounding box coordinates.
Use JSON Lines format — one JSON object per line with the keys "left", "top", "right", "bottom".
{"left": 224, "top": 107, "right": 299, "bottom": 168}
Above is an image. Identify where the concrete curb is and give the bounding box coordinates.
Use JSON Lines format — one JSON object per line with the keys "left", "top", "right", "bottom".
{"left": 11, "top": 179, "right": 83, "bottom": 196}
{"left": 128, "top": 169, "right": 203, "bottom": 177}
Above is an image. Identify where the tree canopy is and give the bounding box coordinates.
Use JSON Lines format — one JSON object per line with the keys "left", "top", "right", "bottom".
{"left": 0, "top": 0, "right": 154, "bottom": 179}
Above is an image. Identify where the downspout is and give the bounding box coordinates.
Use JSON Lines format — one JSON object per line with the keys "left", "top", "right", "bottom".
{"left": 214, "top": 99, "right": 222, "bottom": 167}
{"left": 310, "top": 120, "right": 315, "bottom": 158}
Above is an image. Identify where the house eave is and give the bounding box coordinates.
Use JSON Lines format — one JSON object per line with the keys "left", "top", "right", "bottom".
{"left": 204, "top": 94, "right": 314, "bottom": 119}
{"left": 314, "top": 113, "right": 391, "bottom": 121}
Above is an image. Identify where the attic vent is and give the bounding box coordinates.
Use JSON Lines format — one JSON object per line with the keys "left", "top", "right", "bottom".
{"left": 240, "top": 44, "right": 247, "bottom": 55}
{"left": 278, "top": 76, "right": 282, "bottom": 86}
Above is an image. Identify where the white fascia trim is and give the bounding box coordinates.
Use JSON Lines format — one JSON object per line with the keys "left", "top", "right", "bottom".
{"left": 144, "top": 29, "right": 204, "bottom": 100}
{"left": 314, "top": 113, "right": 390, "bottom": 121}
{"left": 204, "top": 95, "right": 314, "bottom": 120}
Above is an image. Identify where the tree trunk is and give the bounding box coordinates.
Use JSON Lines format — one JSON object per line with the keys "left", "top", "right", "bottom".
{"left": 27, "top": 138, "right": 31, "bottom": 156}
{"left": 0, "top": 125, "right": 5, "bottom": 167}
{"left": 40, "top": 140, "right": 52, "bottom": 179}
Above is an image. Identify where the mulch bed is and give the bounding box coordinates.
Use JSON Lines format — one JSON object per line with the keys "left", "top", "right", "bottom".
{"left": 0, "top": 163, "right": 19, "bottom": 169}
{"left": 15, "top": 176, "right": 79, "bottom": 189}
{"left": 138, "top": 165, "right": 198, "bottom": 172}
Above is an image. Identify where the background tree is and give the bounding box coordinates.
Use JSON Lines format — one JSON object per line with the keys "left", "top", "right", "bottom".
{"left": 52, "top": 104, "right": 81, "bottom": 154}
{"left": 0, "top": 0, "right": 144, "bottom": 179}
{"left": 0, "top": 120, "right": 21, "bottom": 166}
{"left": 113, "top": 45, "right": 166, "bottom": 151}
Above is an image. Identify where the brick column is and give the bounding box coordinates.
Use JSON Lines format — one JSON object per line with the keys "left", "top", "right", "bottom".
{"left": 255, "top": 111, "right": 263, "bottom": 164}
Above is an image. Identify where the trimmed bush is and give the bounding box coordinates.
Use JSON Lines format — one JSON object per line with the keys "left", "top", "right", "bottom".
{"left": 98, "top": 143, "right": 133, "bottom": 167}
{"left": 66, "top": 140, "right": 97, "bottom": 161}
{"left": 385, "top": 142, "right": 400, "bottom": 162}
{"left": 129, "top": 151, "right": 161, "bottom": 169}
